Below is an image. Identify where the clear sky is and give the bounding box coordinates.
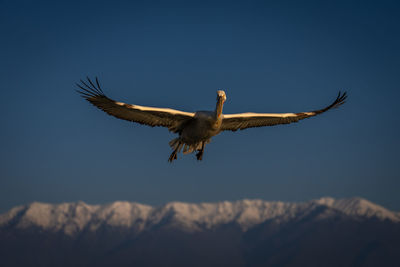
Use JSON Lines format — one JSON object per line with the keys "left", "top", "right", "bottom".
{"left": 1, "top": 0, "right": 399, "bottom": 213}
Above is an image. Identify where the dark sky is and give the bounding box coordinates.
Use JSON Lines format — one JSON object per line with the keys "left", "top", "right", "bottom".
{"left": 1, "top": 0, "right": 399, "bottom": 213}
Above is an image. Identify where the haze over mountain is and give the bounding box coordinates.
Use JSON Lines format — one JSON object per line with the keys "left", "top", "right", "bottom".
{"left": 1, "top": 197, "right": 399, "bottom": 266}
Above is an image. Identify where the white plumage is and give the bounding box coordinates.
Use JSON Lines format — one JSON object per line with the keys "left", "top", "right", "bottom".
{"left": 77, "top": 77, "right": 347, "bottom": 162}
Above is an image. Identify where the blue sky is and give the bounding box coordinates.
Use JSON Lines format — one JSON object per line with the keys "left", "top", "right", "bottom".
{"left": 1, "top": 0, "right": 399, "bottom": 213}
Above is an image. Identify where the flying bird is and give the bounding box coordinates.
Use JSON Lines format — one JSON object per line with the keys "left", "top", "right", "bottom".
{"left": 77, "top": 77, "right": 347, "bottom": 162}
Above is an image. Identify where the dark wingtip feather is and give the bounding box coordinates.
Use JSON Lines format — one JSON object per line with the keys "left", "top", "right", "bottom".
{"left": 76, "top": 77, "right": 106, "bottom": 99}
{"left": 95, "top": 77, "right": 103, "bottom": 93}
{"left": 333, "top": 91, "right": 347, "bottom": 108}
{"left": 87, "top": 76, "right": 97, "bottom": 89}
{"left": 313, "top": 91, "right": 348, "bottom": 115}
{"left": 75, "top": 88, "right": 91, "bottom": 98}
{"left": 328, "top": 91, "right": 347, "bottom": 109}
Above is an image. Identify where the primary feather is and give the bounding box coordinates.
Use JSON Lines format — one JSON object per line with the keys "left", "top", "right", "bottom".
{"left": 76, "top": 77, "right": 194, "bottom": 132}
{"left": 221, "top": 92, "right": 347, "bottom": 131}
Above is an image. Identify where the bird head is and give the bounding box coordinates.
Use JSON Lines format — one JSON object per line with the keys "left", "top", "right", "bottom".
{"left": 217, "top": 90, "right": 227, "bottom": 103}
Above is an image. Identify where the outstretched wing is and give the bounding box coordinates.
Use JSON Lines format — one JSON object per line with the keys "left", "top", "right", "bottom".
{"left": 221, "top": 92, "right": 347, "bottom": 131}
{"left": 76, "top": 77, "right": 194, "bottom": 132}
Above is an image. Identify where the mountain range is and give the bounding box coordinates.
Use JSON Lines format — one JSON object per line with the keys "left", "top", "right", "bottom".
{"left": 1, "top": 197, "right": 399, "bottom": 266}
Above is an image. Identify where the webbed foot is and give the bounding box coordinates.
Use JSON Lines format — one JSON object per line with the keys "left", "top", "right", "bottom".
{"left": 196, "top": 151, "right": 203, "bottom": 161}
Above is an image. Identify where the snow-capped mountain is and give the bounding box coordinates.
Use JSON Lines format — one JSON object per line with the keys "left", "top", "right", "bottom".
{"left": 1, "top": 197, "right": 398, "bottom": 235}
{"left": 1, "top": 197, "right": 399, "bottom": 267}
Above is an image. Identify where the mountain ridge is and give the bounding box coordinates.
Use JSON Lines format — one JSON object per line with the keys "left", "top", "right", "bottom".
{"left": 1, "top": 197, "right": 400, "bottom": 267}
{"left": 1, "top": 197, "right": 398, "bottom": 236}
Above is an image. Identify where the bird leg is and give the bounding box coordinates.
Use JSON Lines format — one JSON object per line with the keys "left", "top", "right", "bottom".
{"left": 168, "top": 140, "right": 184, "bottom": 163}
{"left": 196, "top": 142, "right": 205, "bottom": 161}
{"left": 168, "top": 148, "right": 178, "bottom": 163}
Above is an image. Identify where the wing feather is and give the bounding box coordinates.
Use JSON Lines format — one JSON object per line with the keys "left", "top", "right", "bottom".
{"left": 76, "top": 77, "right": 194, "bottom": 132}
{"left": 221, "top": 92, "right": 347, "bottom": 131}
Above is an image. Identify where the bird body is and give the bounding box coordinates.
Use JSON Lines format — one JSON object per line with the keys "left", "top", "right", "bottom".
{"left": 182, "top": 111, "right": 220, "bottom": 142}
{"left": 77, "top": 77, "right": 346, "bottom": 162}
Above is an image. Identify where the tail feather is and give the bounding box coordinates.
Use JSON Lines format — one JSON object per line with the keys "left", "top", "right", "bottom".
{"left": 169, "top": 138, "right": 210, "bottom": 157}
{"left": 177, "top": 143, "right": 183, "bottom": 153}
{"left": 183, "top": 146, "right": 195, "bottom": 154}
{"left": 183, "top": 144, "right": 189, "bottom": 153}
{"left": 169, "top": 138, "right": 180, "bottom": 149}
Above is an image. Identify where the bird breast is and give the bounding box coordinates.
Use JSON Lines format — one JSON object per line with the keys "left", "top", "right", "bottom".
{"left": 180, "top": 111, "right": 221, "bottom": 143}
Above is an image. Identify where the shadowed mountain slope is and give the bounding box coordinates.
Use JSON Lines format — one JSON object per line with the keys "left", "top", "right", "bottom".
{"left": 1, "top": 197, "right": 399, "bottom": 267}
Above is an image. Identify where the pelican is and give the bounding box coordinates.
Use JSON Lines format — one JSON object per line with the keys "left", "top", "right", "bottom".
{"left": 77, "top": 77, "right": 347, "bottom": 162}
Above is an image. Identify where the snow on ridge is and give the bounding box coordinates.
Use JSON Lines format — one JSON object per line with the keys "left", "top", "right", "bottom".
{"left": 314, "top": 197, "right": 400, "bottom": 222}
{"left": 0, "top": 205, "right": 26, "bottom": 226}
{"left": 15, "top": 201, "right": 101, "bottom": 235}
{"left": 145, "top": 199, "right": 305, "bottom": 231}
{"left": 0, "top": 197, "right": 398, "bottom": 235}
{"left": 93, "top": 201, "right": 153, "bottom": 231}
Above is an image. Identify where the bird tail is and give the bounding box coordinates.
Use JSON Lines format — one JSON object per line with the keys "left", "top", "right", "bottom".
{"left": 169, "top": 138, "right": 210, "bottom": 154}
{"left": 169, "top": 138, "right": 199, "bottom": 154}
{"left": 169, "top": 138, "right": 183, "bottom": 152}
